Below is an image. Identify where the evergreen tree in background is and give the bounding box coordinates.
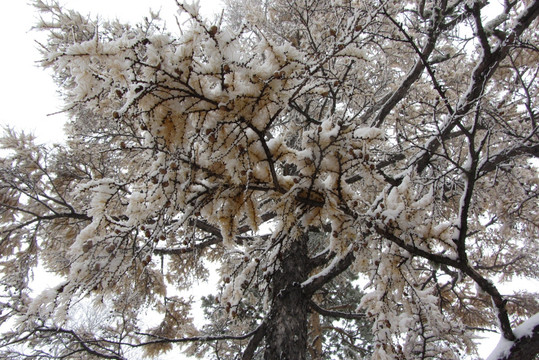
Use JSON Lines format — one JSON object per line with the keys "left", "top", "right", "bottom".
{"left": 1, "top": 0, "right": 539, "bottom": 359}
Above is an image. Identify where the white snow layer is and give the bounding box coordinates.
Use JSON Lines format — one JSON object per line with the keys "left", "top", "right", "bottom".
{"left": 486, "top": 312, "right": 539, "bottom": 360}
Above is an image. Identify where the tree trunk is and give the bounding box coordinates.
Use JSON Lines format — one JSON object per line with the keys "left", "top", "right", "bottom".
{"left": 264, "top": 235, "right": 310, "bottom": 360}
{"left": 496, "top": 323, "right": 539, "bottom": 360}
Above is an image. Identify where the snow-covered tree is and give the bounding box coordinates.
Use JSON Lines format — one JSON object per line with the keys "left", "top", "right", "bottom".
{"left": 1, "top": 0, "right": 539, "bottom": 359}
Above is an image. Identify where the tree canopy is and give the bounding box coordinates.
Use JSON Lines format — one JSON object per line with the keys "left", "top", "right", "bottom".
{"left": 1, "top": 0, "right": 539, "bottom": 359}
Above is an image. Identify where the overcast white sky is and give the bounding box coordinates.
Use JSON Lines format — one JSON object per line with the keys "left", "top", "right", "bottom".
{"left": 0, "top": 1, "right": 514, "bottom": 358}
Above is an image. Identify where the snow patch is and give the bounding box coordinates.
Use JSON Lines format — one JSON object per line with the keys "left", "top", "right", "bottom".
{"left": 486, "top": 312, "right": 539, "bottom": 360}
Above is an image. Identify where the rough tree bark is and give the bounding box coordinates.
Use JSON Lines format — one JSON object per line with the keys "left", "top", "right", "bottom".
{"left": 264, "top": 235, "right": 310, "bottom": 360}
{"left": 495, "top": 324, "right": 539, "bottom": 360}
